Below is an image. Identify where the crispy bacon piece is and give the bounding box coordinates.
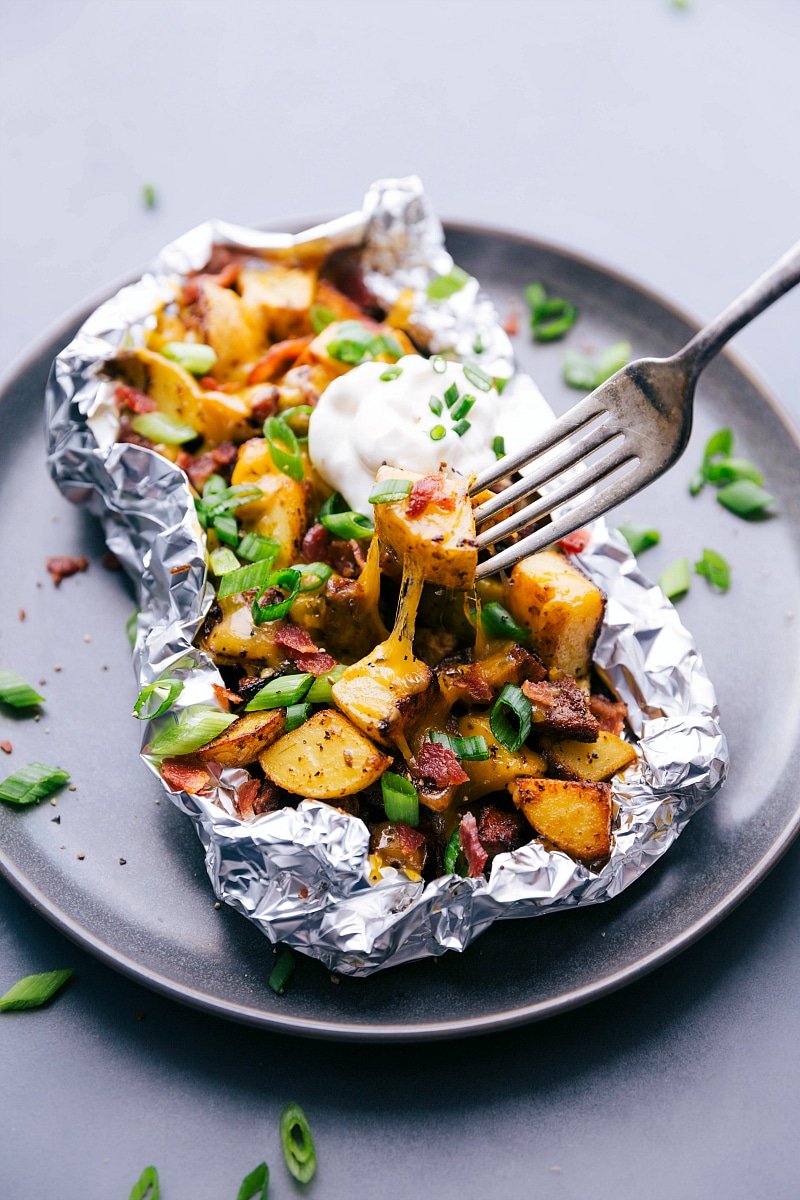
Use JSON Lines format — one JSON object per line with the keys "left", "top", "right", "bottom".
{"left": 114, "top": 382, "right": 157, "bottom": 414}
{"left": 235, "top": 778, "right": 283, "bottom": 820}
{"left": 0, "top": 740, "right": 12, "bottom": 755}
{"left": 370, "top": 821, "right": 427, "bottom": 873}
{"left": 273, "top": 622, "right": 337, "bottom": 676}
{"left": 46, "top": 555, "right": 89, "bottom": 586}
{"left": 161, "top": 757, "right": 211, "bottom": 795}
{"left": 101, "top": 550, "right": 121, "bottom": 571}
{"left": 406, "top": 474, "right": 456, "bottom": 519}
{"left": 590, "top": 694, "right": 627, "bottom": 736}
{"left": 212, "top": 441, "right": 237, "bottom": 467}
{"left": 300, "top": 524, "right": 364, "bottom": 578}
{"left": 502, "top": 307, "right": 520, "bottom": 337}
{"left": 212, "top": 683, "right": 242, "bottom": 711}
{"left": 558, "top": 528, "right": 591, "bottom": 554}
{"left": 176, "top": 450, "right": 217, "bottom": 491}
{"left": 477, "top": 804, "right": 527, "bottom": 860}
{"left": 416, "top": 741, "right": 469, "bottom": 788}
{"left": 247, "top": 336, "right": 314, "bottom": 385}
{"left": 181, "top": 258, "right": 242, "bottom": 305}
{"left": 522, "top": 677, "right": 599, "bottom": 742}
{"left": 438, "top": 644, "right": 546, "bottom": 706}
{"left": 248, "top": 385, "right": 280, "bottom": 424}
{"left": 460, "top": 812, "right": 488, "bottom": 877}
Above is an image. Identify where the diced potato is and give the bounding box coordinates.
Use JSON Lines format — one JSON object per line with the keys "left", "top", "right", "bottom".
{"left": 506, "top": 550, "right": 605, "bottom": 678}
{"left": 195, "top": 710, "right": 285, "bottom": 767}
{"left": 456, "top": 713, "right": 547, "bottom": 801}
{"left": 437, "top": 644, "right": 543, "bottom": 707}
{"left": 313, "top": 279, "right": 366, "bottom": 323}
{"left": 198, "top": 280, "right": 262, "bottom": 372}
{"left": 511, "top": 776, "right": 612, "bottom": 863}
{"left": 239, "top": 265, "right": 317, "bottom": 341}
{"left": 231, "top": 438, "right": 309, "bottom": 566}
{"left": 259, "top": 709, "right": 391, "bottom": 800}
{"left": 297, "top": 320, "right": 415, "bottom": 377}
{"left": 373, "top": 466, "right": 478, "bottom": 590}
{"left": 541, "top": 730, "right": 637, "bottom": 783}
{"left": 332, "top": 641, "right": 434, "bottom": 747}
{"left": 201, "top": 596, "right": 287, "bottom": 669}
{"left": 196, "top": 390, "right": 253, "bottom": 445}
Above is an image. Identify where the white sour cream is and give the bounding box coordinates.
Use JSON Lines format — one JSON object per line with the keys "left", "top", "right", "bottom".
{"left": 308, "top": 354, "right": 554, "bottom": 514}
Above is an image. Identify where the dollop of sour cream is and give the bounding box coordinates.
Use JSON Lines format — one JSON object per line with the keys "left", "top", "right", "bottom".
{"left": 308, "top": 354, "right": 554, "bottom": 514}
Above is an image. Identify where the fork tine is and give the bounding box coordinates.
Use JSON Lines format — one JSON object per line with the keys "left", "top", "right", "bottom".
{"left": 473, "top": 420, "right": 621, "bottom": 526}
{"left": 469, "top": 390, "right": 609, "bottom": 495}
{"left": 476, "top": 440, "right": 637, "bottom": 548}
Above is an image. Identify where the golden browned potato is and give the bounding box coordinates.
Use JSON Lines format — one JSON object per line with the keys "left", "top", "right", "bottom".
{"left": 332, "top": 642, "right": 434, "bottom": 747}
{"left": 231, "top": 438, "right": 309, "bottom": 566}
{"left": 239, "top": 265, "right": 317, "bottom": 341}
{"left": 195, "top": 710, "right": 285, "bottom": 767}
{"left": 456, "top": 713, "right": 547, "bottom": 801}
{"left": 373, "top": 466, "right": 477, "bottom": 590}
{"left": 506, "top": 550, "right": 605, "bottom": 678}
{"left": 201, "top": 596, "right": 287, "bottom": 669}
{"left": 259, "top": 709, "right": 391, "bottom": 800}
{"left": 511, "top": 776, "right": 612, "bottom": 863}
{"left": 198, "top": 279, "right": 262, "bottom": 372}
{"left": 540, "top": 730, "right": 637, "bottom": 782}
{"left": 437, "top": 643, "right": 544, "bottom": 707}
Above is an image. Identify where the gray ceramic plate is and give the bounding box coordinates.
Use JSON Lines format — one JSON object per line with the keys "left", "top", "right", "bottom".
{"left": 1, "top": 224, "right": 799, "bottom": 1041}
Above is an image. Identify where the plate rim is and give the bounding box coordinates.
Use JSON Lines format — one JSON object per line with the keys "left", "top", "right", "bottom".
{"left": 2, "top": 219, "right": 799, "bottom": 1042}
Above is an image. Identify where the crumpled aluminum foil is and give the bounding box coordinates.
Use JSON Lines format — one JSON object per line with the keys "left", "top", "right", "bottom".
{"left": 45, "top": 176, "right": 728, "bottom": 976}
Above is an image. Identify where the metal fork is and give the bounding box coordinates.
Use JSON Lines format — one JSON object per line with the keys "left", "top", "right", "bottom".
{"left": 472, "top": 240, "right": 800, "bottom": 578}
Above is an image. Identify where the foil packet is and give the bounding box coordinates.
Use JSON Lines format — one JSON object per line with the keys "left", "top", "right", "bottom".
{"left": 45, "top": 176, "right": 728, "bottom": 976}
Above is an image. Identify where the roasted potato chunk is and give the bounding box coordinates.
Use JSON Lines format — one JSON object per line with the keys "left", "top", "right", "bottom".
{"left": 541, "top": 730, "right": 637, "bottom": 783}
{"left": 195, "top": 710, "right": 285, "bottom": 767}
{"left": 332, "top": 642, "right": 434, "bottom": 747}
{"left": 506, "top": 550, "right": 605, "bottom": 678}
{"left": 201, "top": 596, "right": 287, "bottom": 669}
{"left": 438, "top": 643, "right": 545, "bottom": 707}
{"left": 231, "top": 438, "right": 309, "bottom": 566}
{"left": 239, "top": 265, "right": 316, "bottom": 342}
{"left": 259, "top": 709, "right": 391, "bottom": 800}
{"left": 456, "top": 713, "right": 547, "bottom": 801}
{"left": 511, "top": 776, "right": 612, "bottom": 863}
{"left": 373, "top": 466, "right": 477, "bottom": 590}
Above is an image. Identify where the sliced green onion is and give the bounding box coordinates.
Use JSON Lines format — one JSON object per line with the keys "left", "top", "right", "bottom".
{"left": 492, "top": 435, "right": 506, "bottom": 460}
{"left": 0, "top": 763, "right": 70, "bottom": 806}
{"left": 452, "top": 419, "right": 471, "bottom": 437}
{"left": 532, "top": 297, "right": 578, "bottom": 342}
{"left": 238, "top": 532, "right": 280, "bottom": 563}
{"left": 430, "top": 424, "right": 446, "bottom": 442}
{"left": 280, "top": 1102, "right": 317, "bottom": 1184}
{"left": 695, "top": 548, "right": 731, "bottom": 592}
{"left": 443, "top": 382, "right": 459, "bottom": 408}
{"left": 462, "top": 363, "right": 493, "bottom": 392}
{"left": 126, "top": 609, "right": 140, "bottom": 648}
{"left": 704, "top": 456, "right": 764, "bottom": 486}
{"left": 428, "top": 395, "right": 443, "bottom": 416}
{"left": 217, "top": 556, "right": 279, "bottom": 600}
{"left": 319, "top": 491, "right": 346, "bottom": 520}
{"left": 617, "top": 522, "right": 661, "bottom": 556}
{"left": 284, "top": 703, "right": 312, "bottom": 732}
{"left": 306, "top": 664, "right": 346, "bottom": 704}
{"left": 199, "top": 483, "right": 263, "bottom": 518}
{"left": 209, "top": 547, "right": 241, "bottom": 576}
{"left": 443, "top": 826, "right": 467, "bottom": 876}
{"left": 0, "top": 969, "right": 73, "bottom": 1012}
{"left": 481, "top": 601, "right": 530, "bottom": 643}
{"left": 252, "top": 568, "right": 302, "bottom": 624}
{"left": 142, "top": 184, "right": 157, "bottom": 211}
{"left": 451, "top": 393, "right": 476, "bottom": 421}
{"left": 131, "top": 412, "right": 198, "bottom": 445}
{"left": 428, "top": 730, "right": 490, "bottom": 761}
{"left": 161, "top": 341, "right": 217, "bottom": 375}
{"left": 494, "top": 376, "right": 510, "bottom": 395}
{"left": 368, "top": 479, "right": 413, "bottom": 505}
{"left": 310, "top": 303, "right": 335, "bottom": 334}
{"left": 245, "top": 674, "right": 313, "bottom": 712}
{"left": 490, "top": 684, "right": 532, "bottom": 752}
{"left": 133, "top": 677, "right": 184, "bottom": 720}
{"left": 326, "top": 321, "right": 401, "bottom": 366}
{"left": 319, "top": 510, "right": 374, "bottom": 539}
{"left": 431, "top": 355, "right": 447, "bottom": 374}
{"left": 148, "top": 707, "right": 233, "bottom": 758}
{"left": 282, "top": 404, "right": 314, "bottom": 441}
{"left": 473, "top": 334, "right": 485, "bottom": 355}
{"left": 292, "top": 561, "right": 333, "bottom": 593}
{"left": 128, "top": 1166, "right": 160, "bottom": 1200}
{"left": 563, "top": 340, "right": 630, "bottom": 391}
{"left": 212, "top": 513, "right": 239, "bottom": 547}
{"left": 379, "top": 366, "right": 403, "bottom": 382}
{"left": 381, "top": 772, "right": 419, "bottom": 827}
{"left": 524, "top": 281, "right": 547, "bottom": 312}
{"left": 703, "top": 428, "right": 734, "bottom": 462}
{"left": 372, "top": 332, "right": 403, "bottom": 360}
{"left": 202, "top": 474, "right": 227, "bottom": 501}
{"left": 659, "top": 557, "right": 691, "bottom": 602}
{"left": 0, "top": 669, "right": 44, "bottom": 709}
{"left": 426, "top": 265, "right": 470, "bottom": 300}
{"left": 689, "top": 468, "right": 706, "bottom": 497}
{"left": 263, "top": 415, "right": 304, "bottom": 482}
{"left": 717, "top": 479, "right": 775, "bottom": 519}
{"left": 236, "top": 1161, "right": 269, "bottom": 1200}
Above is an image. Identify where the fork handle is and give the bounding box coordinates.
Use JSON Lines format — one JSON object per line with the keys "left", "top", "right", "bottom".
{"left": 678, "top": 239, "right": 800, "bottom": 378}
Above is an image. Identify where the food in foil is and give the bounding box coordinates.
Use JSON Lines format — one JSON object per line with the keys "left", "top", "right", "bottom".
{"left": 45, "top": 177, "right": 728, "bottom": 977}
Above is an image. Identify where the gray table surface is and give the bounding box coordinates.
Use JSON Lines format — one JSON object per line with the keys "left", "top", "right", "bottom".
{"left": 1, "top": 1, "right": 799, "bottom": 1196}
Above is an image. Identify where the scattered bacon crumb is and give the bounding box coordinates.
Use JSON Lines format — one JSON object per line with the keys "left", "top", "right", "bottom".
{"left": 558, "top": 528, "right": 591, "bottom": 554}
{"left": 101, "top": 550, "right": 121, "bottom": 572}
{"left": 175, "top": 450, "right": 217, "bottom": 491}
{"left": 212, "top": 683, "right": 242, "bottom": 711}
{"left": 397, "top": 824, "right": 426, "bottom": 855}
{"left": 181, "top": 258, "right": 241, "bottom": 305}
{"left": 18, "top": 609, "right": 26, "bottom": 622}
{"left": 406, "top": 475, "right": 455, "bottom": 519}
{"left": 247, "top": 336, "right": 314, "bottom": 385}
{"left": 416, "top": 741, "right": 469, "bottom": 788}
{"left": 161, "top": 757, "right": 211, "bottom": 794}
{"left": 0, "top": 741, "right": 12, "bottom": 755}
{"left": 502, "top": 307, "right": 520, "bottom": 337}
{"left": 46, "top": 555, "right": 89, "bottom": 586}
{"left": 590, "top": 694, "right": 627, "bottom": 736}
{"left": 212, "top": 442, "right": 237, "bottom": 467}
{"left": 198, "top": 375, "right": 220, "bottom": 391}
{"left": 170, "top": 563, "right": 191, "bottom": 576}
{"left": 460, "top": 812, "right": 488, "bottom": 877}
{"left": 235, "top": 778, "right": 282, "bottom": 820}
{"left": 114, "top": 383, "right": 157, "bottom": 414}
{"left": 273, "top": 622, "right": 337, "bottom": 676}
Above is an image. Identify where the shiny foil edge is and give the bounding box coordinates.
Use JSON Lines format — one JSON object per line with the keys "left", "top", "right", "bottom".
{"left": 44, "top": 177, "right": 728, "bottom": 977}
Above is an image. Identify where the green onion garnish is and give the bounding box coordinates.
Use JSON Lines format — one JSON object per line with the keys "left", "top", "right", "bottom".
{"left": 282, "top": 404, "right": 314, "bottom": 441}
{"left": 695, "top": 548, "right": 731, "bottom": 592}
{"left": 524, "top": 282, "right": 547, "bottom": 311}
{"left": 131, "top": 412, "right": 198, "bottom": 445}
{"left": 310, "top": 304, "right": 335, "bottom": 334}
{"left": 429, "top": 395, "right": 443, "bottom": 416}
{"left": 473, "top": 334, "right": 484, "bottom": 355}
{"left": 284, "top": 702, "right": 312, "bottom": 732}
{"left": 133, "top": 677, "right": 184, "bottom": 720}
{"left": 617, "top": 522, "right": 661, "bottom": 556}
{"left": 428, "top": 730, "right": 490, "bottom": 761}
{"left": 202, "top": 474, "right": 227, "bottom": 501}
{"left": 148, "top": 707, "right": 233, "bottom": 758}
{"left": 381, "top": 772, "right": 420, "bottom": 827}
{"left": 717, "top": 479, "right": 775, "bottom": 519}
{"left": 161, "top": 341, "right": 217, "bottom": 376}
{"left": 443, "top": 382, "right": 459, "bottom": 408}
{"left": 451, "top": 393, "right": 476, "bottom": 421}
{"left": 280, "top": 1102, "right": 317, "bottom": 1184}
{"left": 209, "top": 546, "right": 240, "bottom": 576}
{"left": 524, "top": 281, "right": 579, "bottom": 342}
{"left": 481, "top": 602, "right": 530, "bottom": 643}
{"left": 704, "top": 457, "right": 763, "bottom": 486}
{"left": 494, "top": 376, "right": 510, "bottom": 394}
{"left": 263, "top": 415, "right": 304, "bottom": 482}
{"left": 430, "top": 424, "right": 446, "bottom": 442}
{"left": 492, "top": 435, "right": 506, "bottom": 460}
{"left": 368, "top": 479, "right": 414, "bottom": 505}
{"left": 462, "top": 363, "right": 493, "bottom": 392}
{"left": 236, "top": 1162, "right": 269, "bottom": 1200}
{"left": 0, "top": 968, "right": 73, "bottom": 1012}
{"left": 293, "top": 561, "right": 334, "bottom": 593}
{"left": 426, "top": 265, "right": 470, "bottom": 300}
{"left": 659, "top": 557, "right": 691, "bottom": 602}
{"left": 0, "top": 669, "right": 44, "bottom": 709}
{"left": 452, "top": 419, "right": 471, "bottom": 437}
{"left": 379, "top": 366, "right": 403, "bottom": 382}
{"left": 212, "top": 513, "right": 239, "bottom": 547}
{"left": 306, "top": 664, "right": 346, "bottom": 704}
{"left": 319, "top": 510, "right": 375, "bottom": 540}
{"left": 252, "top": 568, "right": 302, "bottom": 624}
{"left": 197, "top": 483, "right": 262, "bottom": 520}
{"left": 443, "top": 826, "right": 466, "bottom": 876}
{"left": 129, "top": 1165, "right": 160, "bottom": 1200}
{"left": 326, "top": 321, "right": 401, "bottom": 365}
{"left": 126, "top": 610, "right": 139, "bottom": 648}
{"left": 142, "top": 184, "right": 157, "bottom": 211}
{"left": 431, "top": 355, "right": 447, "bottom": 374}
{"left": 0, "top": 763, "right": 70, "bottom": 806}
{"left": 269, "top": 948, "right": 297, "bottom": 995}
{"left": 489, "top": 684, "right": 532, "bottom": 752}
{"left": 238, "top": 532, "right": 280, "bottom": 563}
{"left": 217, "top": 556, "right": 279, "bottom": 600}
{"left": 319, "top": 491, "right": 346, "bottom": 519}
{"left": 563, "top": 340, "right": 631, "bottom": 391}
{"left": 245, "top": 674, "right": 313, "bottom": 712}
